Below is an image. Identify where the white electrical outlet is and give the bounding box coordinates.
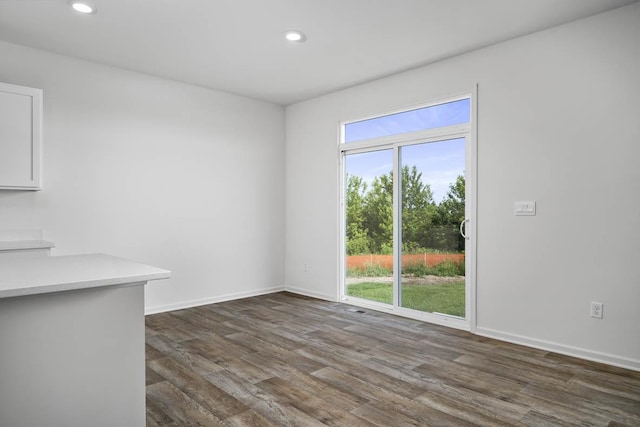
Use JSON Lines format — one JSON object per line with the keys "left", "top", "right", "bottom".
{"left": 304, "top": 262, "right": 308, "bottom": 272}
{"left": 590, "top": 302, "right": 603, "bottom": 319}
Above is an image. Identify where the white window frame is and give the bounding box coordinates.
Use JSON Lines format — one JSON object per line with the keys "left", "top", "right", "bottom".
{"left": 338, "top": 89, "right": 477, "bottom": 332}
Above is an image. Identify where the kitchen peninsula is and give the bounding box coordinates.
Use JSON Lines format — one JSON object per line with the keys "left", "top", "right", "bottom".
{"left": 0, "top": 253, "right": 170, "bottom": 427}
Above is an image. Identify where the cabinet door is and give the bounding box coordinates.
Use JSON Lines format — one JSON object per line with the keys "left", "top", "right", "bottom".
{"left": 0, "top": 82, "right": 42, "bottom": 190}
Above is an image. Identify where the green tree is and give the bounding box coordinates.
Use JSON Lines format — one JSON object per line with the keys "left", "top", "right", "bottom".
{"left": 345, "top": 175, "right": 371, "bottom": 255}
{"left": 440, "top": 175, "right": 465, "bottom": 222}
{"left": 357, "top": 166, "right": 438, "bottom": 254}
{"left": 400, "top": 165, "right": 436, "bottom": 253}
{"left": 435, "top": 174, "right": 465, "bottom": 251}
{"left": 345, "top": 169, "right": 464, "bottom": 255}
{"left": 363, "top": 173, "right": 393, "bottom": 254}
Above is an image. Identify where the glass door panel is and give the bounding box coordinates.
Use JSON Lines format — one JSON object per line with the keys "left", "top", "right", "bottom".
{"left": 399, "top": 138, "right": 466, "bottom": 317}
{"left": 344, "top": 149, "right": 394, "bottom": 305}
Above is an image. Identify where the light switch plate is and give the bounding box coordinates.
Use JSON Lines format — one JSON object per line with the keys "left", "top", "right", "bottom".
{"left": 515, "top": 201, "right": 536, "bottom": 216}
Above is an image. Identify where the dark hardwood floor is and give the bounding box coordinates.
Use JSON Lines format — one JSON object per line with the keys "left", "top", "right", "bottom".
{"left": 145, "top": 292, "right": 640, "bottom": 426}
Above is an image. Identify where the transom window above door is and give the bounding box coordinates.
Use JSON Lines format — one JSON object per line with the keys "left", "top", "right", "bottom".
{"left": 343, "top": 97, "right": 470, "bottom": 143}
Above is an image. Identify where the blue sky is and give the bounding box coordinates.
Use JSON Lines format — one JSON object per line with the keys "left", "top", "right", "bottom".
{"left": 344, "top": 98, "right": 470, "bottom": 143}
{"left": 344, "top": 98, "right": 468, "bottom": 203}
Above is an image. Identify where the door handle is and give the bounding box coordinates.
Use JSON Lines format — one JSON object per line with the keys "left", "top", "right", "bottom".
{"left": 459, "top": 218, "right": 470, "bottom": 240}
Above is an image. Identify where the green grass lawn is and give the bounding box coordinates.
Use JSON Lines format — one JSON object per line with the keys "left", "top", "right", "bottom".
{"left": 346, "top": 281, "right": 465, "bottom": 317}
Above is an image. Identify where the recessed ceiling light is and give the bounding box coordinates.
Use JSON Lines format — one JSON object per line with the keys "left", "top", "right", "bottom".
{"left": 285, "top": 30, "right": 306, "bottom": 42}
{"left": 69, "top": 1, "right": 97, "bottom": 14}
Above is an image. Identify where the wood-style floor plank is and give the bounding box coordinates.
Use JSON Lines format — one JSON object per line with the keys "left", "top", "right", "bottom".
{"left": 146, "top": 381, "right": 223, "bottom": 426}
{"left": 146, "top": 292, "right": 640, "bottom": 426}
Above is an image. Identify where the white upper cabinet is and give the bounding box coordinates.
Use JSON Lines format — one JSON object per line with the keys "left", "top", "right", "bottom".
{"left": 0, "top": 82, "right": 42, "bottom": 190}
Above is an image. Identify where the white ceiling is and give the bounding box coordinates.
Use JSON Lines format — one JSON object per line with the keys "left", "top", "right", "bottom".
{"left": 0, "top": 0, "right": 636, "bottom": 105}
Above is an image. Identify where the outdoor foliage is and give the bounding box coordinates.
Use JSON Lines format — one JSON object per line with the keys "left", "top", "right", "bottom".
{"left": 403, "top": 260, "right": 465, "bottom": 277}
{"left": 346, "top": 262, "right": 393, "bottom": 278}
{"left": 345, "top": 167, "right": 465, "bottom": 255}
{"left": 346, "top": 260, "right": 464, "bottom": 278}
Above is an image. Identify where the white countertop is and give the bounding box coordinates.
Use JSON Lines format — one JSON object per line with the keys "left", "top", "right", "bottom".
{"left": 0, "top": 253, "right": 171, "bottom": 299}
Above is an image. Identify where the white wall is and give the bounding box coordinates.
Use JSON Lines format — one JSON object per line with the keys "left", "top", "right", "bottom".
{"left": 285, "top": 4, "right": 640, "bottom": 369}
{"left": 0, "top": 41, "right": 286, "bottom": 312}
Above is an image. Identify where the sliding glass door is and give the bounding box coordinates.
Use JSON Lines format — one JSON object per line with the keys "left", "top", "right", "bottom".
{"left": 399, "top": 139, "right": 466, "bottom": 317}
{"left": 344, "top": 149, "right": 394, "bottom": 305}
{"left": 340, "top": 95, "right": 473, "bottom": 327}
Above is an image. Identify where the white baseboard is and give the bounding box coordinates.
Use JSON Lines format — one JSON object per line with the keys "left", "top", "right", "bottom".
{"left": 145, "top": 286, "right": 285, "bottom": 315}
{"left": 476, "top": 327, "right": 640, "bottom": 372}
{"left": 283, "top": 286, "right": 336, "bottom": 302}
{"left": 145, "top": 286, "right": 333, "bottom": 315}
